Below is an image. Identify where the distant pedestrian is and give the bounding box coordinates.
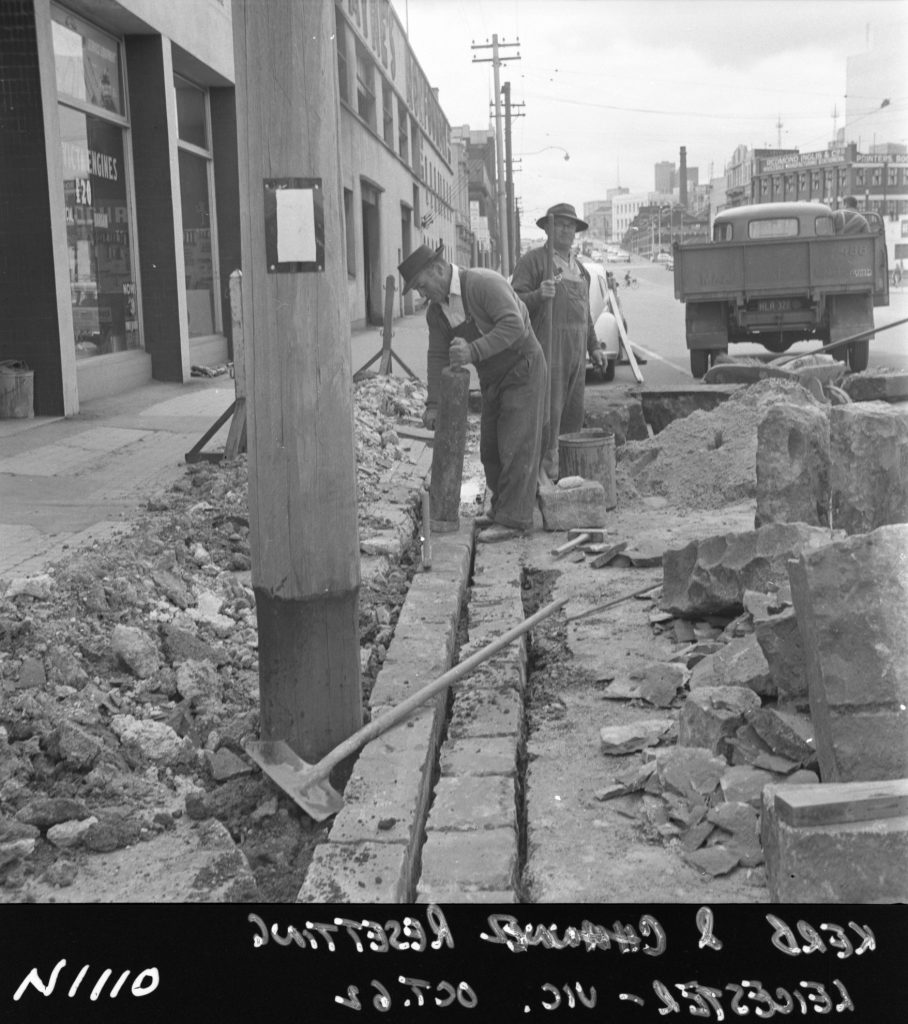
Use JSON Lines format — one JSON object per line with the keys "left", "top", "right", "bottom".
{"left": 398, "top": 244, "right": 546, "bottom": 543}
{"left": 834, "top": 195, "right": 870, "bottom": 235}
{"left": 511, "top": 203, "right": 606, "bottom": 481}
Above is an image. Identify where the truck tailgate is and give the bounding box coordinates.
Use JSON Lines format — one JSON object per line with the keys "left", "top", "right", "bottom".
{"left": 675, "top": 236, "right": 880, "bottom": 301}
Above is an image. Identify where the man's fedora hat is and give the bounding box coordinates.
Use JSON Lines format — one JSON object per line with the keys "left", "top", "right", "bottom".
{"left": 398, "top": 243, "right": 445, "bottom": 293}
{"left": 537, "top": 202, "right": 589, "bottom": 231}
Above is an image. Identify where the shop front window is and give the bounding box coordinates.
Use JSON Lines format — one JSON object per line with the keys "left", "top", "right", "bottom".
{"left": 175, "top": 76, "right": 218, "bottom": 338}
{"left": 52, "top": 4, "right": 123, "bottom": 115}
{"left": 53, "top": 5, "right": 137, "bottom": 359}
{"left": 59, "top": 106, "right": 137, "bottom": 358}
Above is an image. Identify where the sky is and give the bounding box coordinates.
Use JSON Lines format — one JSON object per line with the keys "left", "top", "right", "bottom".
{"left": 397, "top": 0, "right": 908, "bottom": 240}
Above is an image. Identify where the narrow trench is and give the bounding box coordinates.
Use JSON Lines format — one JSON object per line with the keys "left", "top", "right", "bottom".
{"left": 515, "top": 566, "right": 564, "bottom": 903}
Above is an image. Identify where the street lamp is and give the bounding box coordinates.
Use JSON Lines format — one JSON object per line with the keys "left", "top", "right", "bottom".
{"left": 522, "top": 145, "right": 570, "bottom": 161}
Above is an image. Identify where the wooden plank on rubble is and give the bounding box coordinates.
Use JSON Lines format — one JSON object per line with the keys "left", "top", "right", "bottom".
{"left": 775, "top": 778, "right": 908, "bottom": 828}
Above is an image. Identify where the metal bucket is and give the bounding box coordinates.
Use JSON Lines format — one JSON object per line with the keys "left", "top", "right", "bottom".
{"left": 558, "top": 428, "right": 617, "bottom": 509}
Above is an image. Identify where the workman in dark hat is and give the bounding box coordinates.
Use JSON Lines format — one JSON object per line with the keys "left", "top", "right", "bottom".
{"left": 398, "top": 244, "right": 546, "bottom": 543}
{"left": 834, "top": 195, "right": 870, "bottom": 235}
{"left": 511, "top": 203, "right": 606, "bottom": 481}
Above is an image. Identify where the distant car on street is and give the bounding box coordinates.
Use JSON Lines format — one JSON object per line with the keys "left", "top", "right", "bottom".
{"left": 608, "top": 250, "right": 631, "bottom": 263}
{"left": 653, "top": 252, "right": 672, "bottom": 263}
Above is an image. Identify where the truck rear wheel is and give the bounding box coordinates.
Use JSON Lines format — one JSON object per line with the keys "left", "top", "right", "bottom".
{"left": 848, "top": 339, "right": 869, "bottom": 372}
{"left": 690, "top": 350, "right": 710, "bottom": 378}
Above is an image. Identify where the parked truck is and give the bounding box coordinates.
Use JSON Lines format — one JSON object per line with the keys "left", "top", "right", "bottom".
{"left": 673, "top": 201, "right": 889, "bottom": 377}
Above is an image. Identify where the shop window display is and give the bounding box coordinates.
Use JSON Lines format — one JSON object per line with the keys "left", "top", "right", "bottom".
{"left": 53, "top": 5, "right": 139, "bottom": 358}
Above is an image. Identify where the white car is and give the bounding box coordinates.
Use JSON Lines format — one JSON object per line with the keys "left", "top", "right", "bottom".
{"left": 580, "top": 259, "right": 623, "bottom": 382}
{"left": 608, "top": 250, "right": 631, "bottom": 263}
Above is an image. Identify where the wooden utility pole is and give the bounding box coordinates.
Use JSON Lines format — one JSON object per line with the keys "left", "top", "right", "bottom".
{"left": 234, "top": 0, "right": 362, "bottom": 761}
{"left": 472, "top": 34, "right": 520, "bottom": 276}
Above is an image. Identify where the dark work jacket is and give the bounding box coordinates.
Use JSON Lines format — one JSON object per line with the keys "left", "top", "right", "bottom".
{"left": 424, "top": 267, "right": 541, "bottom": 411}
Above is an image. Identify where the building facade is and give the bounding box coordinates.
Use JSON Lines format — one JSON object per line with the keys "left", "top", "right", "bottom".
{"left": 334, "top": 0, "right": 458, "bottom": 323}
{"left": 1, "top": 0, "right": 474, "bottom": 415}
{"left": 2, "top": 0, "right": 240, "bottom": 415}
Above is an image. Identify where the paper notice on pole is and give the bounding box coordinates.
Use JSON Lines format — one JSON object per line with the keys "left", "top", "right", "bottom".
{"left": 275, "top": 188, "right": 316, "bottom": 263}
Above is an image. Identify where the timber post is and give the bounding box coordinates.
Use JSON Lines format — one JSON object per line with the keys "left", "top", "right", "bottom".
{"left": 234, "top": 0, "right": 362, "bottom": 762}
{"left": 428, "top": 366, "right": 470, "bottom": 532}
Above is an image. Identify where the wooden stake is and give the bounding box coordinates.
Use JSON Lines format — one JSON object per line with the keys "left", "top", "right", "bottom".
{"left": 234, "top": 0, "right": 361, "bottom": 760}
{"left": 429, "top": 366, "right": 469, "bottom": 532}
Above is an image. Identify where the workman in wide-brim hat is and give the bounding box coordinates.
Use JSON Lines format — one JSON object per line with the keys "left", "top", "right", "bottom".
{"left": 513, "top": 203, "right": 603, "bottom": 480}
{"left": 397, "top": 244, "right": 546, "bottom": 544}
{"left": 535, "top": 202, "right": 589, "bottom": 232}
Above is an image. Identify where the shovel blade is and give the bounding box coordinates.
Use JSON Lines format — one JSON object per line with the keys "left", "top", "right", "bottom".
{"left": 244, "top": 739, "right": 344, "bottom": 823}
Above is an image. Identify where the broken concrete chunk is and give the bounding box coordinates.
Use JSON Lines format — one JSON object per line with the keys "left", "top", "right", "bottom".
{"left": 4, "top": 574, "right": 54, "bottom": 600}
{"left": 629, "top": 662, "right": 686, "bottom": 707}
{"left": 746, "top": 707, "right": 815, "bottom": 766}
{"left": 708, "top": 800, "right": 759, "bottom": 840}
{"left": 11, "top": 657, "right": 46, "bottom": 691}
{"left": 829, "top": 402, "right": 908, "bottom": 534}
{"left": 46, "top": 646, "right": 89, "bottom": 689}
{"left": 45, "top": 721, "right": 103, "bottom": 771}
{"left": 16, "top": 798, "right": 91, "bottom": 830}
{"left": 841, "top": 369, "right": 908, "bottom": 404}
{"left": 599, "top": 719, "right": 674, "bottom": 755}
{"left": 755, "top": 401, "right": 830, "bottom": 529}
{"left": 679, "top": 685, "right": 761, "bottom": 755}
{"left": 205, "top": 747, "right": 253, "bottom": 782}
{"left": 753, "top": 606, "right": 807, "bottom": 708}
{"left": 539, "top": 481, "right": 607, "bottom": 531}
{"left": 112, "top": 624, "right": 161, "bottom": 679}
{"left": 689, "top": 633, "right": 774, "bottom": 698}
{"left": 46, "top": 817, "right": 98, "bottom": 849}
{"left": 661, "top": 523, "right": 839, "bottom": 618}
{"left": 720, "top": 764, "right": 780, "bottom": 809}
{"left": 788, "top": 523, "right": 908, "bottom": 782}
{"left": 110, "top": 714, "right": 198, "bottom": 768}
{"left": 681, "top": 820, "right": 715, "bottom": 851}
{"left": 175, "top": 659, "right": 223, "bottom": 703}
{"left": 682, "top": 845, "right": 741, "bottom": 876}
{"left": 655, "top": 746, "right": 727, "bottom": 801}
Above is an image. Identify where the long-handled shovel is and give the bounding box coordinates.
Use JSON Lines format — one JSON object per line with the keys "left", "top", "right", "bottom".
{"left": 244, "top": 595, "right": 570, "bottom": 821}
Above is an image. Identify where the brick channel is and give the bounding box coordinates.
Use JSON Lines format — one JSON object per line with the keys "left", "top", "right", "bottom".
{"left": 300, "top": 526, "right": 534, "bottom": 902}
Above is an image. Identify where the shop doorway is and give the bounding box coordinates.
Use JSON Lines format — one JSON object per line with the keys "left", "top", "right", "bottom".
{"left": 361, "top": 182, "right": 381, "bottom": 325}
{"left": 400, "top": 203, "right": 413, "bottom": 315}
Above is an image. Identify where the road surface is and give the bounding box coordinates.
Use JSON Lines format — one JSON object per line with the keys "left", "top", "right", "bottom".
{"left": 599, "top": 256, "right": 908, "bottom": 388}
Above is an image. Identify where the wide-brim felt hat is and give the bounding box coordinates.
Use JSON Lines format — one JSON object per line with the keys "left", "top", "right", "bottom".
{"left": 398, "top": 243, "right": 445, "bottom": 293}
{"left": 537, "top": 202, "right": 588, "bottom": 231}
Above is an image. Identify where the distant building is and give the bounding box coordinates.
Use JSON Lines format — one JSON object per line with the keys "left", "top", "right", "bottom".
{"left": 583, "top": 200, "right": 611, "bottom": 243}
{"left": 654, "top": 161, "right": 699, "bottom": 195}
{"left": 453, "top": 126, "right": 499, "bottom": 269}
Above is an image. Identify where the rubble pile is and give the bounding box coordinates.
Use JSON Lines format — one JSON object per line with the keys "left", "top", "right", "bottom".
{"left": 617, "top": 379, "right": 822, "bottom": 511}
{"left": 0, "top": 375, "right": 428, "bottom": 900}
{"left": 596, "top": 577, "right": 821, "bottom": 879}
